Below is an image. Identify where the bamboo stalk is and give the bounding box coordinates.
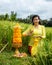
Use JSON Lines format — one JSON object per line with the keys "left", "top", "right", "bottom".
{"left": 0, "top": 43, "right": 8, "bottom": 53}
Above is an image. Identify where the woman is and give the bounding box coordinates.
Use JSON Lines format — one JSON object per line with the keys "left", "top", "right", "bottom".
{"left": 22, "top": 15, "right": 46, "bottom": 56}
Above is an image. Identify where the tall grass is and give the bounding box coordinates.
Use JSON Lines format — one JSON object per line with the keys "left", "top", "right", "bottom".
{"left": 0, "top": 21, "right": 13, "bottom": 50}
{"left": 0, "top": 21, "right": 52, "bottom": 65}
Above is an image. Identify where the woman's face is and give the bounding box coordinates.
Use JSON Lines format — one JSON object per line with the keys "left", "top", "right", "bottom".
{"left": 33, "top": 17, "right": 40, "bottom": 25}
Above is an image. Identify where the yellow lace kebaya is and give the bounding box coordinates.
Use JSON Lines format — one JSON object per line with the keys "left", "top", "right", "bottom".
{"left": 23, "top": 25, "right": 46, "bottom": 56}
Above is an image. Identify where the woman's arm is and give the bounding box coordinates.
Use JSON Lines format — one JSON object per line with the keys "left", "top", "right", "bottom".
{"left": 41, "top": 26, "right": 46, "bottom": 38}
{"left": 22, "top": 26, "right": 32, "bottom": 36}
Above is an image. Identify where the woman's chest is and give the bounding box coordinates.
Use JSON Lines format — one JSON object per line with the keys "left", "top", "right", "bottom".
{"left": 32, "top": 27, "right": 42, "bottom": 35}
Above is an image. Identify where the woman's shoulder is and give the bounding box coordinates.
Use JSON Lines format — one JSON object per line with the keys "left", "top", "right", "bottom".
{"left": 39, "top": 25, "right": 45, "bottom": 28}
{"left": 28, "top": 25, "right": 34, "bottom": 29}
{"left": 26, "top": 25, "right": 34, "bottom": 31}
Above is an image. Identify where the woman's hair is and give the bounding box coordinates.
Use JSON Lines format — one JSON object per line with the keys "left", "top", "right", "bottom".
{"left": 32, "top": 15, "right": 41, "bottom": 25}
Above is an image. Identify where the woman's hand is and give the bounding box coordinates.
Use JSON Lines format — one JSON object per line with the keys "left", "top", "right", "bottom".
{"left": 22, "top": 33, "right": 27, "bottom": 36}
{"left": 27, "top": 30, "right": 33, "bottom": 36}
{"left": 22, "top": 30, "right": 33, "bottom": 36}
{"left": 38, "top": 36, "right": 42, "bottom": 38}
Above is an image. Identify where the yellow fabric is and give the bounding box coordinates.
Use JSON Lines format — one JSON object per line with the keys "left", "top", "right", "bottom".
{"left": 23, "top": 25, "right": 46, "bottom": 56}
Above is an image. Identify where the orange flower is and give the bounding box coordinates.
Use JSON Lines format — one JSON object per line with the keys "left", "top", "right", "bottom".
{"left": 13, "top": 38, "right": 22, "bottom": 43}
{"left": 13, "top": 23, "right": 22, "bottom": 44}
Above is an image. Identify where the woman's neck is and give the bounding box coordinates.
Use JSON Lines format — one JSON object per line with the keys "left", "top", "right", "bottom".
{"left": 34, "top": 24, "right": 39, "bottom": 28}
